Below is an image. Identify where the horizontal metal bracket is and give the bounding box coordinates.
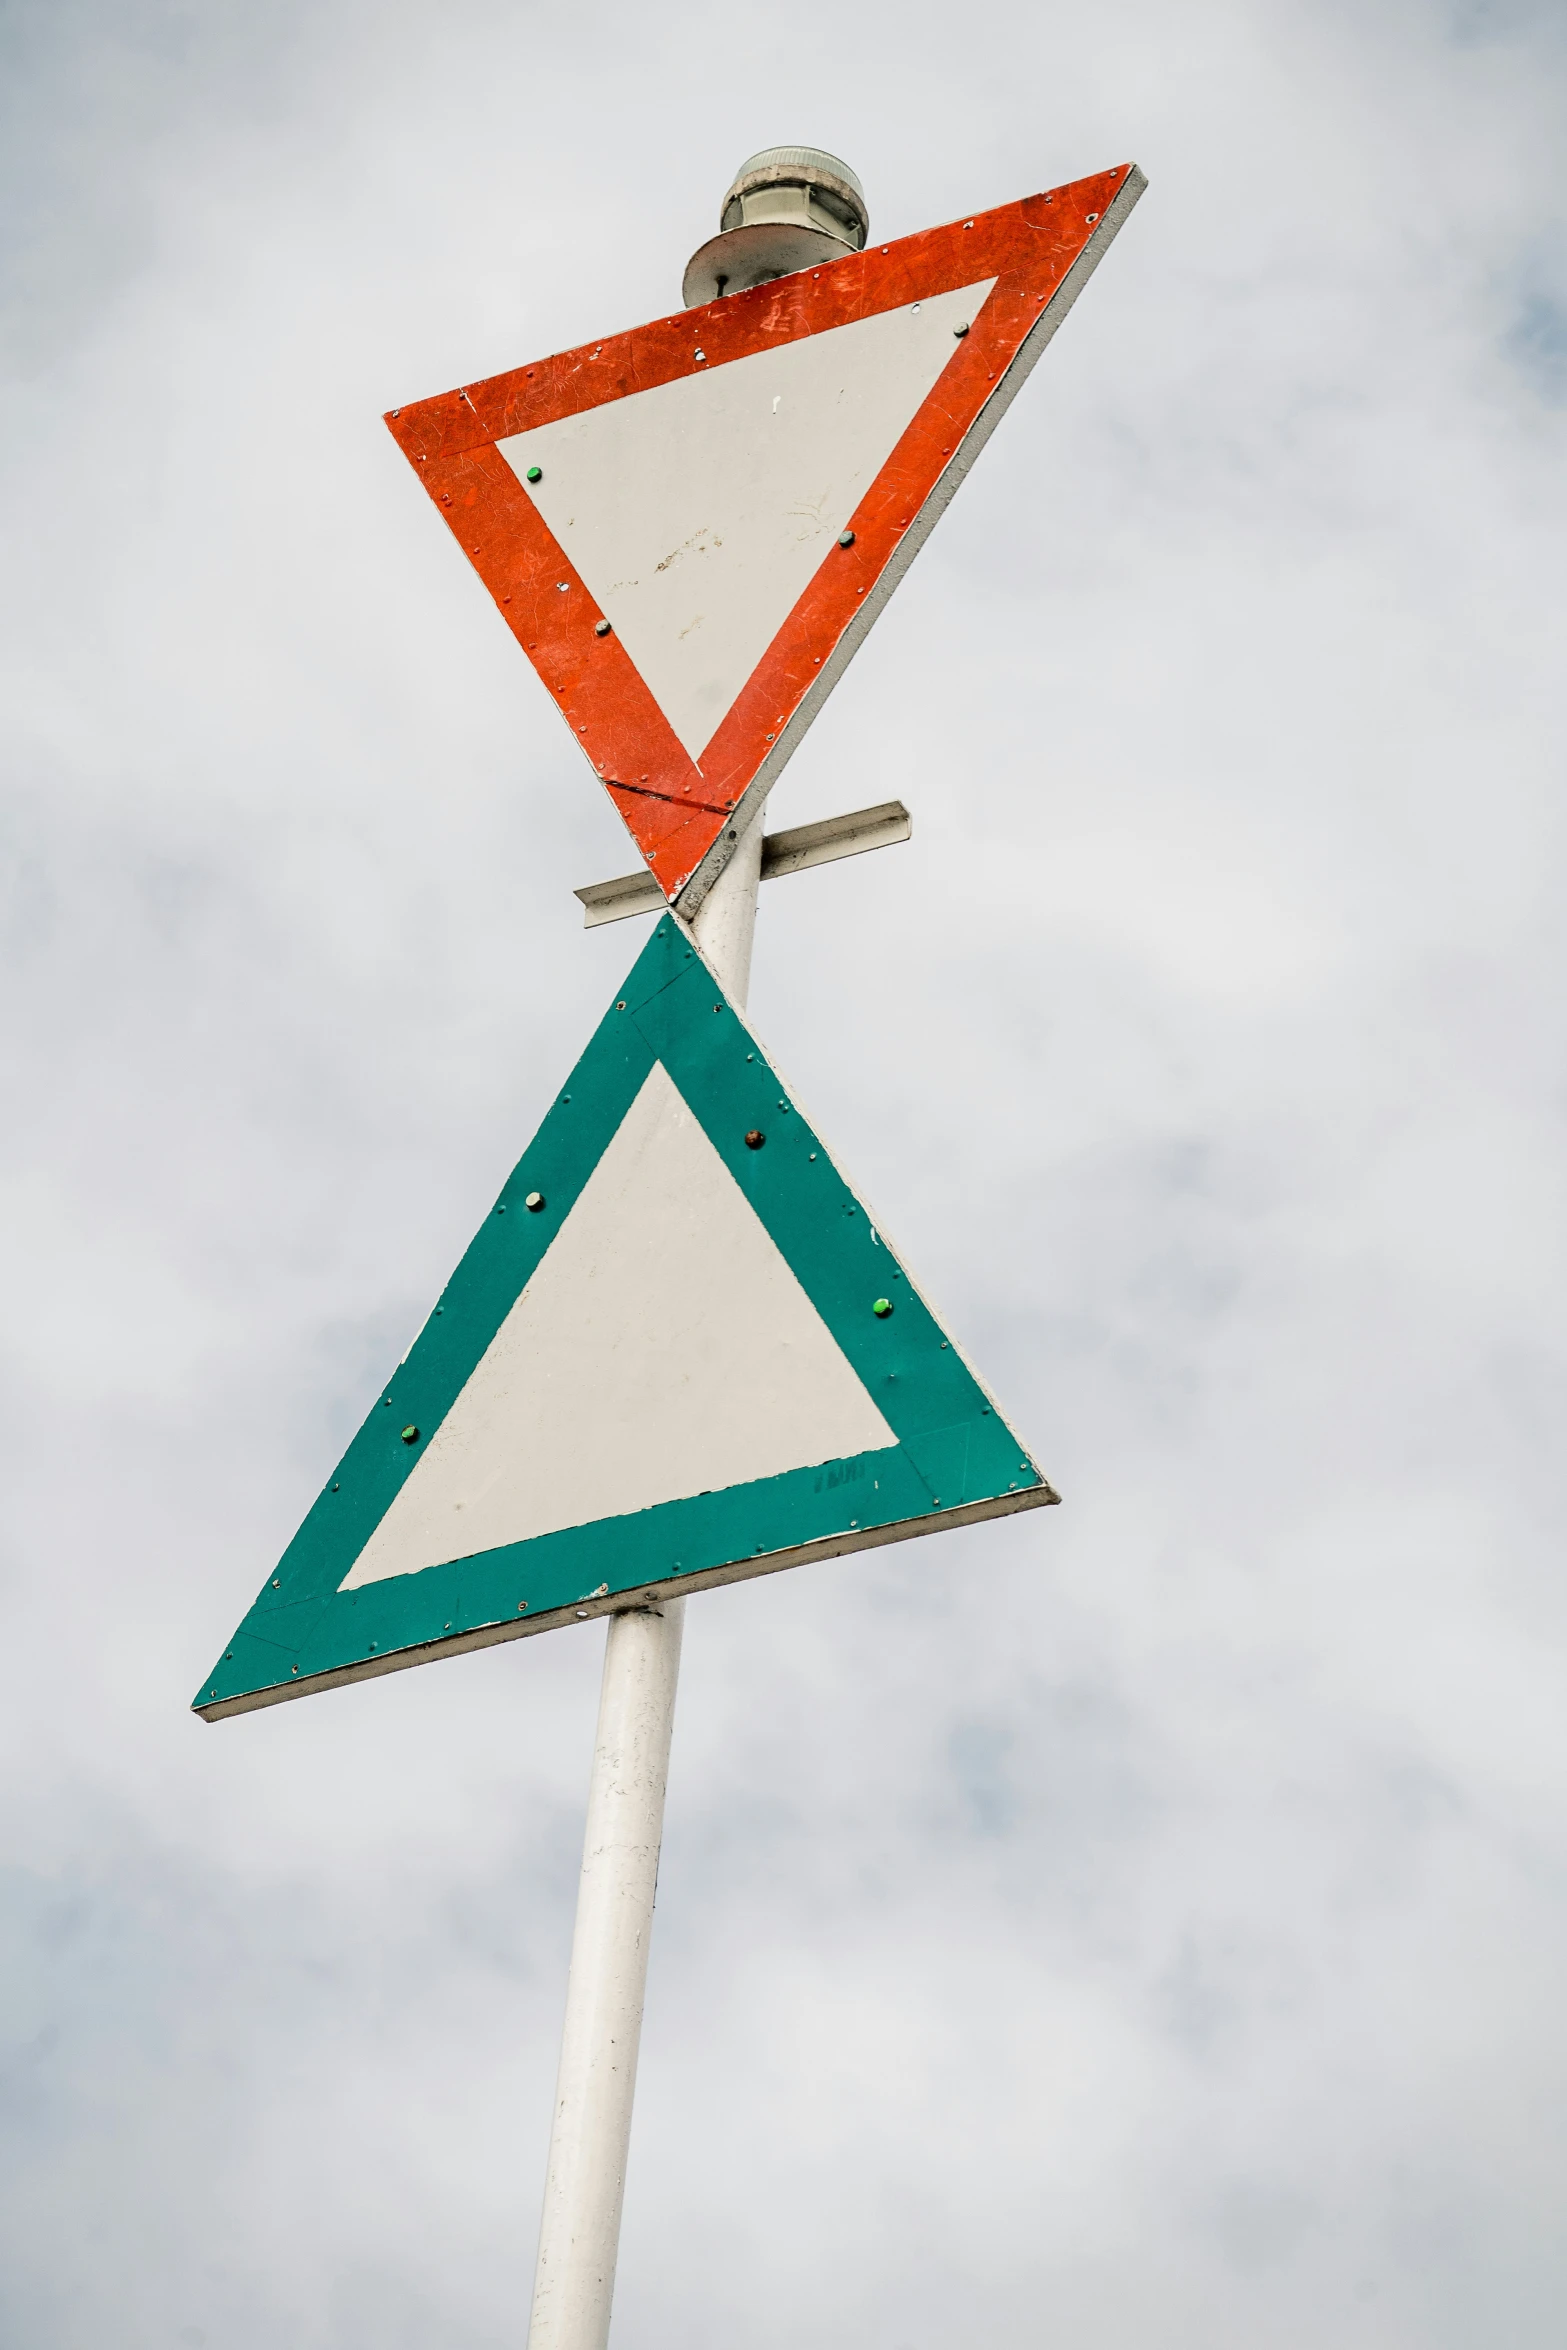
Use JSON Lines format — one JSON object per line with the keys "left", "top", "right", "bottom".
{"left": 575, "top": 799, "right": 911, "bottom": 928}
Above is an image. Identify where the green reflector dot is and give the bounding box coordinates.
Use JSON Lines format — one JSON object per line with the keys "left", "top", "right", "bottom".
{"left": 401, "top": 1425, "right": 420, "bottom": 1444}
{"left": 873, "top": 1298, "right": 893, "bottom": 1318}
{"left": 526, "top": 465, "right": 543, "bottom": 483}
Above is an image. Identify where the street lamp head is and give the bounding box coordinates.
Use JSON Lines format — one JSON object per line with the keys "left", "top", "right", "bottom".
{"left": 683, "top": 145, "right": 869, "bottom": 308}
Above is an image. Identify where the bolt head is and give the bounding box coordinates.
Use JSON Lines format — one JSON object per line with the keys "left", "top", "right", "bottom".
{"left": 744, "top": 1129, "right": 766, "bottom": 1150}
{"left": 525, "top": 1191, "right": 545, "bottom": 1212}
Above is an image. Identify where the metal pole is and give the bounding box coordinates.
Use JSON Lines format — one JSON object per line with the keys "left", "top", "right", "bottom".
{"left": 525, "top": 808, "right": 766, "bottom": 2350}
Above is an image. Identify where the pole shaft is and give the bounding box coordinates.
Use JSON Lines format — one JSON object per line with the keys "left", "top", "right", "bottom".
{"left": 525, "top": 811, "right": 765, "bottom": 2350}
{"left": 526, "top": 1601, "right": 685, "bottom": 2350}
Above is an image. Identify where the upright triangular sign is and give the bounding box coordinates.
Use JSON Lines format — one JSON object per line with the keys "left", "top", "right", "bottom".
{"left": 386, "top": 165, "right": 1145, "bottom": 908}
{"left": 195, "top": 918, "right": 1055, "bottom": 1719}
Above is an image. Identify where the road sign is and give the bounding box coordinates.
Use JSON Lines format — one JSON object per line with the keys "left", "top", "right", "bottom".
{"left": 385, "top": 164, "right": 1144, "bottom": 911}
{"left": 194, "top": 914, "right": 1055, "bottom": 1720}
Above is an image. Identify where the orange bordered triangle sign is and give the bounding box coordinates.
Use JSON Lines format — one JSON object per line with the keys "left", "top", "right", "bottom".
{"left": 386, "top": 163, "right": 1145, "bottom": 910}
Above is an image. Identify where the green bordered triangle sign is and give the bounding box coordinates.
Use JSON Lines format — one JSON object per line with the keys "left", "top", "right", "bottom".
{"left": 195, "top": 918, "right": 1057, "bottom": 1720}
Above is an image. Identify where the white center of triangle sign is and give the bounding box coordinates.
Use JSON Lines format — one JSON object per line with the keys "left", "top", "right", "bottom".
{"left": 196, "top": 161, "right": 1145, "bottom": 1718}
{"left": 498, "top": 277, "right": 992, "bottom": 766}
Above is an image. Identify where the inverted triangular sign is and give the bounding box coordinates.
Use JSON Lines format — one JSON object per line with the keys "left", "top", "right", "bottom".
{"left": 195, "top": 917, "right": 1055, "bottom": 1720}
{"left": 386, "top": 164, "right": 1145, "bottom": 910}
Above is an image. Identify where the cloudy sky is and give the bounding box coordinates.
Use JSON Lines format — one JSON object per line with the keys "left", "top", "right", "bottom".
{"left": 2, "top": 0, "right": 1565, "bottom": 2342}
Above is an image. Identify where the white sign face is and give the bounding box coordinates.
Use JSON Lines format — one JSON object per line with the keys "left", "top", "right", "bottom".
{"left": 341, "top": 1062, "right": 893, "bottom": 1588}
{"left": 496, "top": 281, "right": 995, "bottom": 763}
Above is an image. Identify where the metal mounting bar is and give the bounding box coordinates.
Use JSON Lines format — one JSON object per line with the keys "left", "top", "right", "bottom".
{"left": 574, "top": 798, "right": 911, "bottom": 928}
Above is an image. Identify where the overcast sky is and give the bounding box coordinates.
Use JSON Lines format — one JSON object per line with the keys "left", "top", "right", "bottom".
{"left": 2, "top": 0, "right": 1565, "bottom": 2343}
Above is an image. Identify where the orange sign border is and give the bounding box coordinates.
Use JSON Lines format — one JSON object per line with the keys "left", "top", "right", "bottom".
{"left": 386, "top": 164, "right": 1141, "bottom": 905}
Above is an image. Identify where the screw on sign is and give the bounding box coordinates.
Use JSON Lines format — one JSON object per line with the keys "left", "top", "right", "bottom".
{"left": 195, "top": 144, "right": 1143, "bottom": 2350}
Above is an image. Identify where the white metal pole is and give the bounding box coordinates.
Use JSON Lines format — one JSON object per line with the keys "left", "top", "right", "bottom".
{"left": 525, "top": 1599, "right": 684, "bottom": 2350}
{"left": 525, "top": 807, "right": 766, "bottom": 2350}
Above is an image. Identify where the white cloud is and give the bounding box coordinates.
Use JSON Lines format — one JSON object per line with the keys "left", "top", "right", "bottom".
{"left": 0, "top": 0, "right": 1564, "bottom": 2343}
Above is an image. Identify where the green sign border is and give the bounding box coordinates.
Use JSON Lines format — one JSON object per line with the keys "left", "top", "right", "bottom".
{"left": 195, "top": 917, "right": 1055, "bottom": 1720}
